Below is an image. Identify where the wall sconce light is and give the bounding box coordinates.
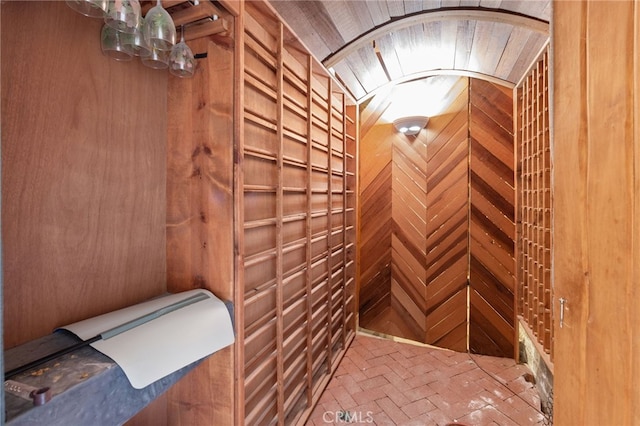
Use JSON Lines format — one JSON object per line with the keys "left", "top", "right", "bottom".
{"left": 393, "top": 116, "right": 429, "bottom": 136}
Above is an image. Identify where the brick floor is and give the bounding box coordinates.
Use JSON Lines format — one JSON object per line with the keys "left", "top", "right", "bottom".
{"left": 307, "top": 333, "right": 546, "bottom": 425}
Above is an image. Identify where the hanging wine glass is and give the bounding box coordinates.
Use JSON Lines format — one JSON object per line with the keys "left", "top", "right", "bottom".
{"left": 101, "top": 24, "right": 133, "bottom": 61}
{"left": 66, "top": 0, "right": 108, "bottom": 18}
{"left": 143, "top": 0, "right": 176, "bottom": 51}
{"left": 126, "top": 15, "right": 152, "bottom": 57}
{"left": 169, "top": 27, "right": 196, "bottom": 78}
{"left": 105, "top": 0, "right": 141, "bottom": 34}
{"left": 142, "top": 46, "right": 169, "bottom": 69}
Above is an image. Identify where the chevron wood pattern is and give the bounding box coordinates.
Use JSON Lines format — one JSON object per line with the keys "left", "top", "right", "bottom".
{"left": 425, "top": 79, "right": 469, "bottom": 352}
{"left": 359, "top": 124, "right": 393, "bottom": 326}
{"left": 390, "top": 129, "right": 428, "bottom": 341}
{"left": 469, "top": 79, "right": 516, "bottom": 358}
{"left": 359, "top": 76, "right": 515, "bottom": 357}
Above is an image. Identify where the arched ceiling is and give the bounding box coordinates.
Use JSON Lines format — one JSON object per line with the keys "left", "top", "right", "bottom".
{"left": 270, "top": 0, "right": 550, "bottom": 102}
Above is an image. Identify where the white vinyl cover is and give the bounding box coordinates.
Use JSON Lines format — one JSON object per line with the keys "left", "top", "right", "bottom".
{"left": 61, "top": 289, "right": 235, "bottom": 389}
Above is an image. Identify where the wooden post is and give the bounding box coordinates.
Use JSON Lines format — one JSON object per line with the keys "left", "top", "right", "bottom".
{"left": 166, "top": 37, "right": 235, "bottom": 425}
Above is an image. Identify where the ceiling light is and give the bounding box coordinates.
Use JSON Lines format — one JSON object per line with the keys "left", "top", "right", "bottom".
{"left": 393, "top": 116, "right": 429, "bottom": 136}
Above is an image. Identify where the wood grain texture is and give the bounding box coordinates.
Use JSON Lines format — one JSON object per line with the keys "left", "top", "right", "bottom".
{"left": 515, "top": 46, "right": 553, "bottom": 358}
{"left": 390, "top": 129, "right": 428, "bottom": 341}
{"left": 425, "top": 81, "right": 469, "bottom": 352}
{"left": 358, "top": 124, "right": 393, "bottom": 328}
{"left": 553, "top": 1, "right": 640, "bottom": 424}
{"left": 359, "top": 76, "right": 515, "bottom": 355}
{"left": 469, "top": 79, "right": 515, "bottom": 358}
{"left": 165, "top": 36, "right": 235, "bottom": 426}
{"left": 2, "top": 1, "right": 167, "bottom": 348}
{"left": 240, "top": 4, "right": 356, "bottom": 424}
{"left": 270, "top": 1, "right": 551, "bottom": 101}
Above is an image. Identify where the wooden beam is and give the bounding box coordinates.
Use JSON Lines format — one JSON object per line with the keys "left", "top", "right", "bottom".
{"left": 275, "top": 21, "right": 285, "bottom": 426}
{"left": 218, "top": 0, "right": 241, "bottom": 16}
{"left": 323, "top": 8, "right": 550, "bottom": 69}
{"left": 233, "top": 2, "right": 246, "bottom": 424}
{"left": 357, "top": 69, "right": 513, "bottom": 105}
{"left": 142, "top": 0, "right": 187, "bottom": 15}
{"left": 184, "top": 17, "right": 230, "bottom": 41}
{"left": 170, "top": 1, "right": 221, "bottom": 26}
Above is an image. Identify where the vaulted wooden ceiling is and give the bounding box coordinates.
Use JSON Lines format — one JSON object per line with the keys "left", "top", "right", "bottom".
{"left": 269, "top": 0, "right": 550, "bottom": 102}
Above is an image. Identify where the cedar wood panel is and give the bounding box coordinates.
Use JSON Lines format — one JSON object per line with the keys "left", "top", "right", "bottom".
{"left": 553, "top": 1, "right": 640, "bottom": 424}
{"left": 469, "top": 79, "right": 515, "bottom": 358}
{"left": 359, "top": 77, "right": 515, "bottom": 356}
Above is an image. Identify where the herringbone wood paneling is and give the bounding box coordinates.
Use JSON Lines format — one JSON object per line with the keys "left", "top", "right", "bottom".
{"left": 358, "top": 77, "right": 515, "bottom": 357}
{"left": 469, "top": 79, "right": 515, "bottom": 358}
{"left": 360, "top": 125, "right": 393, "bottom": 326}
{"left": 390, "top": 131, "right": 428, "bottom": 341}
{"left": 425, "top": 82, "right": 469, "bottom": 352}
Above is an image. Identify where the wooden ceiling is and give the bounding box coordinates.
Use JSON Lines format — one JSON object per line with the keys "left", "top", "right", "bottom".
{"left": 269, "top": 0, "right": 550, "bottom": 102}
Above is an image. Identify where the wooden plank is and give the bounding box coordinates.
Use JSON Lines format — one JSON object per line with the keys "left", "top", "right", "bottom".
{"left": 426, "top": 257, "right": 468, "bottom": 312}
{"left": 324, "top": 77, "right": 335, "bottom": 374}
{"left": 426, "top": 215, "right": 468, "bottom": 268}
{"left": 233, "top": 4, "right": 247, "bottom": 424}
{"left": 275, "top": 22, "right": 285, "bottom": 426}
{"left": 297, "top": 51, "right": 314, "bottom": 414}
{"left": 553, "top": 1, "right": 639, "bottom": 424}
{"left": 470, "top": 207, "right": 514, "bottom": 260}
{"left": 469, "top": 288, "right": 514, "bottom": 357}
{"left": 468, "top": 77, "right": 515, "bottom": 358}
{"left": 421, "top": 77, "right": 470, "bottom": 352}
{"left": 165, "top": 35, "right": 235, "bottom": 424}
{"left": 470, "top": 77, "right": 514, "bottom": 131}
{"left": 469, "top": 256, "right": 513, "bottom": 324}
{"left": 323, "top": 8, "right": 550, "bottom": 69}
{"left": 184, "top": 17, "right": 230, "bottom": 41}
{"left": 2, "top": 1, "right": 168, "bottom": 348}
{"left": 390, "top": 278, "right": 426, "bottom": 340}
{"left": 169, "top": 1, "right": 221, "bottom": 26}
{"left": 469, "top": 105, "right": 515, "bottom": 167}
{"left": 391, "top": 234, "right": 427, "bottom": 303}
{"left": 425, "top": 289, "right": 467, "bottom": 351}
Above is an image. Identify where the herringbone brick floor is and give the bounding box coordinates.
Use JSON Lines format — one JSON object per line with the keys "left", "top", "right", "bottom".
{"left": 307, "top": 333, "right": 545, "bottom": 425}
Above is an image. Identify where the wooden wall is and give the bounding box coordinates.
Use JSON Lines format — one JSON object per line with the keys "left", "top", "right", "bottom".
{"left": 390, "top": 109, "right": 428, "bottom": 342}
{"left": 1, "top": 1, "right": 168, "bottom": 348}
{"left": 424, "top": 78, "right": 470, "bottom": 352}
{"left": 2, "top": 1, "right": 355, "bottom": 424}
{"left": 553, "top": 1, "right": 640, "bottom": 424}
{"left": 358, "top": 110, "right": 393, "bottom": 330}
{"left": 359, "top": 76, "right": 515, "bottom": 357}
{"left": 468, "top": 78, "right": 516, "bottom": 357}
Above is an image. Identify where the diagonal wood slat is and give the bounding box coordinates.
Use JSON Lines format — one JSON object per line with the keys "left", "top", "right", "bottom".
{"left": 424, "top": 81, "right": 469, "bottom": 353}
{"left": 469, "top": 79, "right": 515, "bottom": 358}
{"left": 390, "top": 130, "right": 428, "bottom": 342}
{"left": 358, "top": 76, "right": 515, "bottom": 358}
{"left": 359, "top": 161, "right": 392, "bottom": 325}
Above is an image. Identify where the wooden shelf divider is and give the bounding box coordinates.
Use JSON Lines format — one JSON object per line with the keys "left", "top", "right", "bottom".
{"left": 515, "top": 45, "right": 553, "bottom": 359}
{"left": 238, "top": 3, "right": 357, "bottom": 424}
